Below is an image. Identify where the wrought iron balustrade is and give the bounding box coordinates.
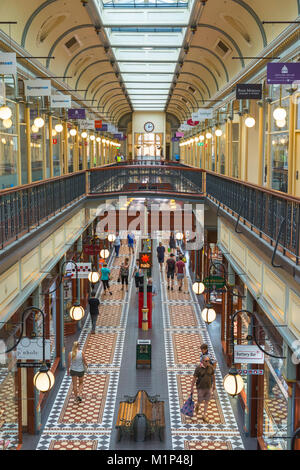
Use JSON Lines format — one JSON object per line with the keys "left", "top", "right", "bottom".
{"left": 0, "top": 172, "right": 86, "bottom": 249}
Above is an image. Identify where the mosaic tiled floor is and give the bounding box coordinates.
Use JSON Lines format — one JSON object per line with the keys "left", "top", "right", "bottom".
{"left": 36, "top": 246, "right": 135, "bottom": 450}
{"left": 159, "top": 240, "right": 244, "bottom": 450}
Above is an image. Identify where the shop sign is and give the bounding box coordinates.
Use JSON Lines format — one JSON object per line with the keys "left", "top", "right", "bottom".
{"left": 236, "top": 84, "right": 262, "bottom": 100}
{"left": 68, "top": 108, "right": 86, "bottom": 120}
{"left": 25, "top": 79, "right": 51, "bottom": 97}
{"left": 53, "top": 138, "right": 57, "bottom": 145}
{"left": 172, "top": 137, "right": 180, "bottom": 142}
{"left": 16, "top": 338, "right": 51, "bottom": 361}
{"left": 234, "top": 345, "right": 264, "bottom": 364}
{"left": 187, "top": 119, "right": 199, "bottom": 126}
{"left": 0, "top": 52, "right": 16, "bottom": 76}
{"left": 267, "top": 62, "right": 300, "bottom": 84}
{"left": 65, "top": 262, "right": 92, "bottom": 279}
{"left": 192, "top": 109, "right": 213, "bottom": 121}
{"left": 0, "top": 80, "right": 5, "bottom": 105}
{"left": 84, "top": 244, "right": 100, "bottom": 255}
{"left": 176, "top": 131, "right": 184, "bottom": 137}
{"left": 79, "top": 119, "right": 95, "bottom": 130}
{"left": 50, "top": 95, "right": 71, "bottom": 108}
{"left": 203, "top": 275, "right": 226, "bottom": 289}
{"left": 95, "top": 120, "right": 102, "bottom": 129}
{"left": 237, "top": 369, "right": 264, "bottom": 376}
{"left": 98, "top": 124, "right": 108, "bottom": 131}
{"left": 113, "top": 133, "right": 122, "bottom": 139}
{"left": 139, "top": 252, "right": 152, "bottom": 269}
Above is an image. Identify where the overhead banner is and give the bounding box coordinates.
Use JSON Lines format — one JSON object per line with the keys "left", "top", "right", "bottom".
{"left": 79, "top": 119, "right": 95, "bottom": 130}
{"left": 25, "top": 79, "right": 51, "bottom": 97}
{"left": 236, "top": 83, "right": 262, "bottom": 100}
{"left": 234, "top": 345, "right": 264, "bottom": 365}
{"left": 113, "top": 133, "right": 122, "bottom": 139}
{"left": 192, "top": 109, "right": 213, "bottom": 121}
{"left": 68, "top": 108, "right": 86, "bottom": 120}
{"left": 0, "top": 80, "right": 5, "bottom": 105}
{"left": 187, "top": 118, "right": 199, "bottom": 126}
{"left": 99, "top": 124, "right": 108, "bottom": 131}
{"left": 95, "top": 119, "right": 102, "bottom": 129}
{"left": 176, "top": 131, "right": 184, "bottom": 137}
{"left": 50, "top": 95, "right": 71, "bottom": 108}
{"left": 0, "top": 52, "right": 17, "bottom": 76}
{"left": 267, "top": 62, "right": 300, "bottom": 84}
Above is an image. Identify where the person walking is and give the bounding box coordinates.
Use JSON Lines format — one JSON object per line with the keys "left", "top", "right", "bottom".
{"left": 200, "top": 343, "right": 217, "bottom": 370}
{"left": 147, "top": 277, "right": 157, "bottom": 311}
{"left": 67, "top": 341, "right": 88, "bottom": 403}
{"left": 113, "top": 232, "right": 121, "bottom": 258}
{"left": 133, "top": 260, "right": 143, "bottom": 292}
{"left": 157, "top": 241, "right": 165, "bottom": 273}
{"left": 169, "top": 232, "right": 176, "bottom": 254}
{"left": 190, "top": 355, "right": 216, "bottom": 422}
{"left": 88, "top": 290, "right": 100, "bottom": 334}
{"left": 175, "top": 255, "right": 186, "bottom": 291}
{"left": 166, "top": 253, "right": 176, "bottom": 290}
{"left": 118, "top": 257, "right": 130, "bottom": 292}
{"left": 127, "top": 231, "right": 135, "bottom": 255}
{"left": 100, "top": 262, "right": 112, "bottom": 296}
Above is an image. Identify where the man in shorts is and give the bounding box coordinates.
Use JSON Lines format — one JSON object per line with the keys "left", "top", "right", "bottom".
{"left": 166, "top": 253, "right": 176, "bottom": 290}
{"left": 190, "top": 355, "right": 216, "bottom": 423}
{"left": 175, "top": 255, "right": 186, "bottom": 291}
{"left": 127, "top": 232, "right": 135, "bottom": 255}
{"left": 157, "top": 242, "right": 165, "bottom": 273}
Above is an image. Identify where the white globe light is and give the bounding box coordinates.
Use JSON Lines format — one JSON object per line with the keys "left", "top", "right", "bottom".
{"left": 273, "top": 107, "right": 286, "bottom": 121}
{"left": 70, "top": 128, "right": 77, "bottom": 137}
{"left": 33, "top": 366, "right": 55, "bottom": 392}
{"left": 100, "top": 249, "right": 110, "bottom": 259}
{"left": 108, "top": 233, "right": 116, "bottom": 242}
{"left": 215, "top": 129, "right": 223, "bottom": 137}
{"left": 96, "top": 137, "right": 101, "bottom": 142}
{"left": 55, "top": 123, "right": 63, "bottom": 133}
{"left": 192, "top": 281, "right": 205, "bottom": 295}
{"left": 245, "top": 117, "right": 256, "bottom": 128}
{"left": 81, "top": 131, "right": 88, "bottom": 139}
{"left": 52, "top": 129, "right": 57, "bottom": 137}
{"left": 70, "top": 304, "right": 85, "bottom": 321}
{"left": 201, "top": 306, "right": 216, "bottom": 324}
{"left": 276, "top": 118, "right": 286, "bottom": 128}
{"left": 199, "top": 135, "right": 205, "bottom": 141}
{"left": 34, "top": 117, "right": 45, "bottom": 128}
{"left": 90, "top": 135, "right": 95, "bottom": 141}
{"left": 2, "top": 118, "right": 12, "bottom": 129}
{"left": 0, "top": 105, "right": 12, "bottom": 120}
{"left": 206, "top": 132, "right": 212, "bottom": 139}
{"left": 176, "top": 232, "right": 183, "bottom": 240}
{"left": 88, "top": 271, "right": 100, "bottom": 284}
{"left": 195, "top": 137, "right": 199, "bottom": 142}
{"left": 223, "top": 371, "right": 244, "bottom": 396}
{"left": 31, "top": 124, "right": 39, "bottom": 133}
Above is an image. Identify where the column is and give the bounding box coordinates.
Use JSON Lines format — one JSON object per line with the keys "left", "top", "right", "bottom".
{"left": 25, "top": 104, "right": 32, "bottom": 184}
{"left": 59, "top": 256, "right": 66, "bottom": 369}
{"left": 48, "top": 115, "right": 54, "bottom": 178}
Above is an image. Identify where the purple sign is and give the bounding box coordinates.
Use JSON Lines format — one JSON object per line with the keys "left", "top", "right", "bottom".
{"left": 172, "top": 137, "right": 180, "bottom": 142}
{"left": 267, "top": 63, "right": 300, "bottom": 84}
{"left": 113, "top": 134, "right": 122, "bottom": 139}
{"left": 98, "top": 124, "right": 108, "bottom": 131}
{"left": 68, "top": 108, "right": 86, "bottom": 120}
{"left": 176, "top": 131, "right": 184, "bottom": 137}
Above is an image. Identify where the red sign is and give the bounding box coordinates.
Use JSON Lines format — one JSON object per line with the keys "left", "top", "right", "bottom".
{"left": 187, "top": 119, "right": 199, "bottom": 126}
{"left": 84, "top": 245, "right": 99, "bottom": 255}
{"left": 139, "top": 252, "right": 152, "bottom": 269}
{"left": 95, "top": 120, "right": 102, "bottom": 129}
{"left": 53, "top": 138, "right": 57, "bottom": 144}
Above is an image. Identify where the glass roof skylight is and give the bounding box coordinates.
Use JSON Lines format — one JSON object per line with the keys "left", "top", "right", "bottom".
{"left": 99, "top": 0, "right": 194, "bottom": 110}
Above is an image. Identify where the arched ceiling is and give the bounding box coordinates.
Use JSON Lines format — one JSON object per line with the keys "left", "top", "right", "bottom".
{"left": 0, "top": 0, "right": 298, "bottom": 125}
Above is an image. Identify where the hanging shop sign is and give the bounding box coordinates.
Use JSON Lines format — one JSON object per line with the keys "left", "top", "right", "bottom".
{"left": 267, "top": 62, "right": 300, "bottom": 84}
{"left": 25, "top": 79, "right": 51, "bottom": 97}
{"left": 68, "top": 108, "right": 86, "bottom": 120}
{"left": 234, "top": 345, "right": 264, "bottom": 365}
{"left": 172, "top": 137, "right": 180, "bottom": 142}
{"left": 192, "top": 109, "right": 213, "bottom": 121}
{"left": 139, "top": 252, "right": 152, "bottom": 269}
{"left": 236, "top": 83, "right": 262, "bottom": 100}
{"left": 0, "top": 80, "right": 5, "bottom": 105}
{"left": 65, "top": 262, "right": 92, "bottom": 279}
{"left": 203, "top": 275, "right": 226, "bottom": 289}
{"left": 79, "top": 119, "right": 95, "bottom": 130}
{"left": 95, "top": 119, "right": 102, "bottom": 129}
{"left": 176, "top": 131, "right": 185, "bottom": 137}
{"left": 99, "top": 124, "right": 108, "bottom": 131}
{"left": 16, "top": 338, "right": 51, "bottom": 361}
{"left": 50, "top": 95, "right": 71, "bottom": 109}
{"left": 113, "top": 133, "right": 122, "bottom": 139}
{"left": 0, "top": 52, "right": 17, "bottom": 76}
{"left": 187, "top": 119, "right": 199, "bottom": 126}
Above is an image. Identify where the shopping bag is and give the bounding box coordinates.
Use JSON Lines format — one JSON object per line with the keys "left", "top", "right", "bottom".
{"left": 180, "top": 394, "right": 194, "bottom": 417}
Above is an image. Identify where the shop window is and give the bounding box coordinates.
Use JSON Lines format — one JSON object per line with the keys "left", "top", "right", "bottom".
{"left": 232, "top": 122, "right": 239, "bottom": 178}
{"left": 52, "top": 118, "right": 62, "bottom": 177}
{"left": 0, "top": 99, "right": 18, "bottom": 189}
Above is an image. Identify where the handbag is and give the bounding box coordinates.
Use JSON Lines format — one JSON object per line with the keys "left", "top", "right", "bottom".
{"left": 180, "top": 393, "right": 194, "bottom": 417}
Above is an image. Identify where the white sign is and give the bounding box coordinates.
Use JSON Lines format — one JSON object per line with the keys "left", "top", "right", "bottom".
{"left": 192, "top": 109, "right": 213, "bottom": 121}
{"left": 17, "top": 338, "right": 51, "bottom": 361}
{"left": 66, "top": 262, "right": 92, "bottom": 279}
{"left": 0, "top": 52, "right": 16, "bottom": 76}
{"left": 0, "top": 81, "right": 5, "bottom": 106}
{"left": 25, "top": 79, "right": 51, "bottom": 97}
{"left": 234, "top": 345, "right": 264, "bottom": 364}
{"left": 79, "top": 119, "right": 95, "bottom": 130}
{"left": 50, "top": 95, "right": 71, "bottom": 109}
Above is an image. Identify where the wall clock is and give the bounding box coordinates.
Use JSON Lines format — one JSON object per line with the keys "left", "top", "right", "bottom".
{"left": 144, "top": 121, "right": 155, "bottom": 132}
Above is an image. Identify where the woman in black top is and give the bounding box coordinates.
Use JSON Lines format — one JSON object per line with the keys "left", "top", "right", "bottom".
{"left": 169, "top": 232, "right": 176, "bottom": 254}
{"left": 88, "top": 291, "right": 100, "bottom": 334}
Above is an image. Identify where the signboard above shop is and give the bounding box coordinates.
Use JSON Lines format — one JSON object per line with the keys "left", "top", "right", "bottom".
{"left": 234, "top": 345, "right": 264, "bottom": 364}
{"left": 192, "top": 109, "right": 213, "bottom": 121}
{"left": 68, "top": 108, "right": 86, "bottom": 120}
{"left": 267, "top": 62, "right": 300, "bottom": 84}
{"left": 236, "top": 84, "right": 262, "bottom": 100}
{"left": 17, "top": 338, "right": 51, "bottom": 361}
{"left": 25, "top": 79, "right": 51, "bottom": 97}
{"left": 50, "top": 95, "right": 71, "bottom": 109}
{"left": 0, "top": 52, "right": 17, "bottom": 76}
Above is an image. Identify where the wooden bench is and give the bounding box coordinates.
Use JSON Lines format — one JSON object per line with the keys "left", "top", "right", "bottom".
{"left": 116, "top": 390, "right": 165, "bottom": 442}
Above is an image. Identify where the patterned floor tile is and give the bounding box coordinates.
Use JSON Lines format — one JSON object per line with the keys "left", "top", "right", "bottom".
{"left": 172, "top": 333, "right": 203, "bottom": 364}
{"left": 184, "top": 439, "right": 232, "bottom": 450}
{"left": 84, "top": 333, "right": 117, "bottom": 364}
{"left": 49, "top": 439, "right": 98, "bottom": 450}
{"left": 97, "top": 305, "right": 122, "bottom": 327}
{"left": 169, "top": 305, "right": 198, "bottom": 328}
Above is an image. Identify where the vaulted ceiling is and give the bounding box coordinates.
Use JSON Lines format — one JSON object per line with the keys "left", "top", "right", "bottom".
{"left": 0, "top": 0, "right": 298, "bottom": 125}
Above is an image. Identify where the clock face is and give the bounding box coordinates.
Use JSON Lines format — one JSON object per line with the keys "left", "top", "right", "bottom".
{"left": 144, "top": 121, "right": 155, "bottom": 133}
